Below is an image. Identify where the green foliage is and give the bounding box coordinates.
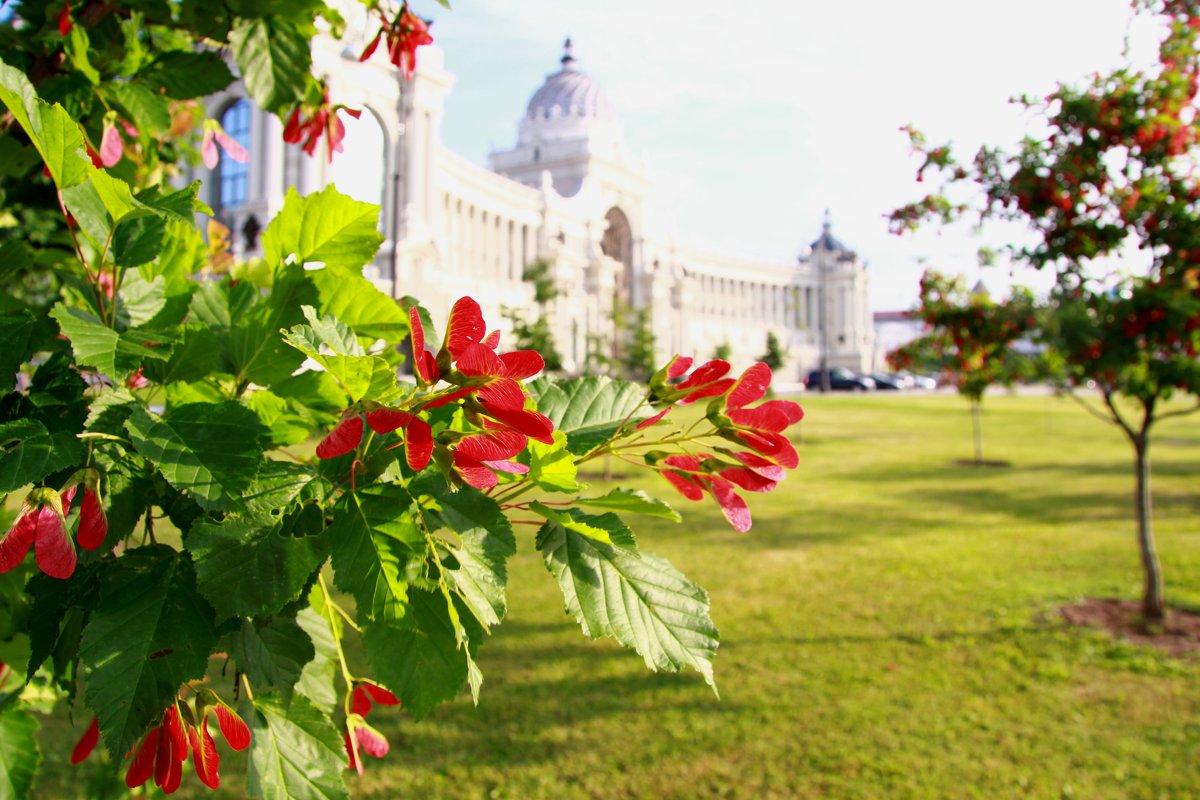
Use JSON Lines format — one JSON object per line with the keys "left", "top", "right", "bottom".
{"left": 760, "top": 331, "right": 786, "bottom": 372}
{"left": 712, "top": 341, "right": 732, "bottom": 361}
{"left": 536, "top": 511, "right": 719, "bottom": 692}
{"left": 893, "top": 0, "right": 1200, "bottom": 617}
{"left": 0, "top": 6, "right": 799, "bottom": 797}
{"left": 503, "top": 308, "right": 563, "bottom": 372}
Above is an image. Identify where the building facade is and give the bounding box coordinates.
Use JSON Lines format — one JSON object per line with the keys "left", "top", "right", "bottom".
{"left": 196, "top": 26, "right": 874, "bottom": 377}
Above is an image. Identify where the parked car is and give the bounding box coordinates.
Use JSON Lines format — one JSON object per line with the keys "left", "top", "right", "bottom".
{"left": 870, "top": 373, "right": 904, "bottom": 390}
{"left": 804, "top": 368, "right": 876, "bottom": 391}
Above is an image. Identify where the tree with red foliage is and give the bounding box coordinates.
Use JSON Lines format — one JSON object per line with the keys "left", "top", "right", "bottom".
{"left": 888, "top": 271, "right": 1037, "bottom": 464}
{"left": 892, "top": 0, "right": 1200, "bottom": 620}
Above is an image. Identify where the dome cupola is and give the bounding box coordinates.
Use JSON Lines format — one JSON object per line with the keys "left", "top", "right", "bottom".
{"left": 516, "top": 38, "right": 622, "bottom": 149}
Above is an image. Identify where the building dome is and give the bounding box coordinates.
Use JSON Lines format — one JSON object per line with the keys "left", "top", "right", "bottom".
{"left": 525, "top": 39, "right": 613, "bottom": 121}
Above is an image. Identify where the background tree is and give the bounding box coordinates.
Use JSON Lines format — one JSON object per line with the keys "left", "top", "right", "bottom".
{"left": 505, "top": 258, "right": 563, "bottom": 370}
{"left": 888, "top": 271, "right": 1036, "bottom": 464}
{"left": 760, "top": 331, "right": 786, "bottom": 372}
{"left": 712, "top": 341, "right": 733, "bottom": 361}
{"left": 891, "top": 0, "right": 1200, "bottom": 619}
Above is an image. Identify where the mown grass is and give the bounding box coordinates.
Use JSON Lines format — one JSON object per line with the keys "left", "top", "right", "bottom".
{"left": 44, "top": 392, "right": 1200, "bottom": 798}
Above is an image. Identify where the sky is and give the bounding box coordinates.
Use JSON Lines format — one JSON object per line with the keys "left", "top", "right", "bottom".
{"left": 415, "top": 0, "right": 1166, "bottom": 310}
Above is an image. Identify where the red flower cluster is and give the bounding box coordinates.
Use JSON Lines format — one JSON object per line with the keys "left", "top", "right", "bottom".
{"left": 360, "top": 5, "right": 434, "bottom": 80}
{"left": 344, "top": 681, "right": 400, "bottom": 774}
{"left": 97, "top": 695, "right": 251, "bottom": 794}
{"left": 646, "top": 360, "right": 802, "bottom": 532}
{"left": 315, "top": 297, "right": 554, "bottom": 491}
{"left": 283, "top": 90, "right": 362, "bottom": 163}
{"left": 0, "top": 478, "right": 107, "bottom": 580}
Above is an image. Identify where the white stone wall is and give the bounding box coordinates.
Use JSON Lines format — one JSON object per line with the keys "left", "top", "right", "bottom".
{"left": 191, "top": 35, "right": 873, "bottom": 379}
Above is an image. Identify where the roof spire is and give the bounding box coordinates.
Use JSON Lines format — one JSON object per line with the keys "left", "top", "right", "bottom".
{"left": 561, "top": 37, "right": 576, "bottom": 70}
{"left": 822, "top": 208, "right": 832, "bottom": 234}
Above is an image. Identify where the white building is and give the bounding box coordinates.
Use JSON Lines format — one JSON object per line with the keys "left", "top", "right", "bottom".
{"left": 196, "top": 29, "right": 874, "bottom": 377}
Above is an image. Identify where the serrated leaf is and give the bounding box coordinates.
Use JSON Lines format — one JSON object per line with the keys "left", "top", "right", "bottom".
{"left": 412, "top": 476, "right": 515, "bottom": 629}
{"left": 80, "top": 546, "right": 218, "bottom": 761}
{"left": 528, "top": 376, "right": 651, "bottom": 455}
{"left": 517, "top": 430, "right": 580, "bottom": 493}
{"left": 114, "top": 271, "right": 167, "bottom": 326}
{"left": 246, "top": 693, "right": 349, "bottom": 800}
{"left": 576, "top": 488, "right": 682, "bottom": 522}
{"left": 243, "top": 461, "right": 319, "bottom": 514}
{"left": 230, "top": 264, "right": 318, "bottom": 386}
{"left": 0, "top": 707, "right": 39, "bottom": 800}
{"left": 262, "top": 185, "right": 383, "bottom": 272}
{"left": 328, "top": 485, "right": 424, "bottom": 622}
{"left": 25, "top": 566, "right": 100, "bottom": 681}
{"left": 140, "top": 51, "right": 235, "bottom": 99}
{"left": 282, "top": 308, "right": 398, "bottom": 402}
{"left": 362, "top": 589, "right": 482, "bottom": 721}
{"left": 0, "top": 308, "right": 39, "bottom": 390}
{"left": 108, "top": 81, "right": 171, "bottom": 132}
{"left": 230, "top": 615, "right": 314, "bottom": 708}
{"left": 536, "top": 516, "right": 718, "bottom": 692}
{"left": 0, "top": 418, "right": 80, "bottom": 493}
{"left": 529, "top": 502, "right": 630, "bottom": 546}
{"left": 230, "top": 18, "right": 311, "bottom": 115}
{"left": 310, "top": 269, "right": 407, "bottom": 340}
{"left": 188, "top": 513, "right": 329, "bottom": 621}
{"left": 243, "top": 389, "right": 312, "bottom": 447}
{"left": 293, "top": 606, "right": 338, "bottom": 714}
{"left": 0, "top": 60, "right": 89, "bottom": 190}
{"left": 124, "top": 402, "right": 264, "bottom": 512}
{"left": 50, "top": 305, "right": 173, "bottom": 378}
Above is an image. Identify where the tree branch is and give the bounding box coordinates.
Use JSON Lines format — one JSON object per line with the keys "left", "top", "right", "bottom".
{"left": 1067, "top": 390, "right": 1119, "bottom": 428}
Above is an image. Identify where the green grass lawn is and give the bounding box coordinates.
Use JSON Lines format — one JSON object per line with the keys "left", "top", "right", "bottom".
{"left": 45, "top": 392, "right": 1200, "bottom": 798}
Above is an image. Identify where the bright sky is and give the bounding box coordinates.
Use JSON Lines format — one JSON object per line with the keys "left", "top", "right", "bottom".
{"left": 419, "top": 0, "right": 1165, "bottom": 310}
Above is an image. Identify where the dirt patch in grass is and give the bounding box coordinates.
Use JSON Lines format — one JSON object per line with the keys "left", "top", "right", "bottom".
{"left": 1061, "top": 598, "right": 1200, "bottom": 656}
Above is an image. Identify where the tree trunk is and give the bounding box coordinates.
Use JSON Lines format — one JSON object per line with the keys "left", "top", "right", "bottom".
{"left": 970, "top": 396, "right": 983, "bottom": 465}
{"left": 1134, "top": 436, "right": 1165, "bottom": 620}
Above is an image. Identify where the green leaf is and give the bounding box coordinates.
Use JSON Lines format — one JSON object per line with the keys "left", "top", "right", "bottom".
{"left": 528, "top": 375, "right": 651, "bottom": 455}
{"left": 310, "top": 269, "right": 407, "bottom": 340}
{"left": 243, "top": 390, "right": 312, "bottom": 447}
{"left": 114, "top": 271, "right": 167, "bottom": 326}
{"left": 230, "top": 264, "right": 319, "bottom": 386}
{"left": 124, "top": 402, "right": 265, "bottom": 512}
{"left": 246, "top": 693, "right": 349, "bottom": 800}
{"left": 293, "top": 605, "right": 338, "bottom": 714}
{"left": 243, "top": 461, "right": 319, "bottom": 514}
{"left": 328, "top": 485, "right": 424, "bottom": 622}
{"left": 362, "top": 589, "right": 481, "bottom": 721}
{"left": 140, "top": 51, "right": 235, "bottom": 100}
{"left": 0, "top": 308, "right": 39, "bottom": 390}
{"left": 65, "top": 26, "right": 100, "bottom": 85}
{"left": 25, "top": 566, "right": 100, "bottom": 681}
{"left": 412, "top": 476, "right": 515, "bottom": 629}
{"left": 282, "top": 307, "right": 398, "bottom": 402}
{"left": 517, "top": 430, "right": 581, "bottom": 493}
{"left": 0, "top": 418, "right": 80, "bottom": 493}
{"left": 230, "top": 18, "right": 312, "bottom": 115}
{"left": 188, "top": 513, "right": 329, "bottom": 621}
{"left": 262, "top": 186, "right": 383, "bottom": 271}
{"left": 0, "top": 62, "right": 90, "bottom": 190}
{"left": 536, "top": 515, "right": 719, "bottom": 692}
{"left": 576, "top": 488, "right": 682, "bottom": 522}
{"left": 0, "top": 707, "right": 39, "bottom": 800}
{"left": 529, "top": 502, "right": 628, "bottom": 547}
{"left": 50, "top": 305, "right": 174, "bottom": 378}
{"left": 108, "top": 82, "right": 171, "bottom": 132}
{"left": 230, "top": 615, "right": 314, "bottom": 707}
{"left": 80, "top": 546, "right": 218, "bottom": 761}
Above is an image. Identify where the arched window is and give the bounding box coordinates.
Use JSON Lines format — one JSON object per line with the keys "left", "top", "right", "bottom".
{"left": 215, "top": 99, "right": 251, "bottom": 217}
